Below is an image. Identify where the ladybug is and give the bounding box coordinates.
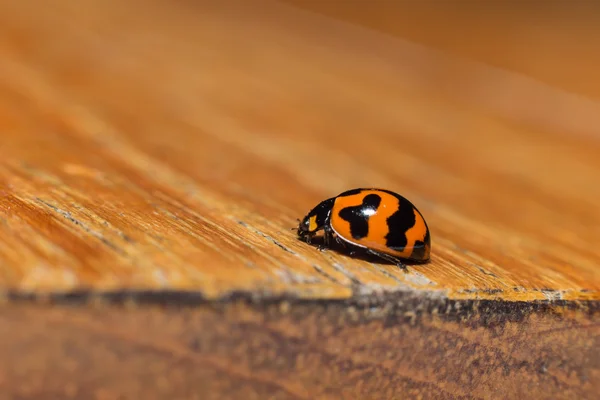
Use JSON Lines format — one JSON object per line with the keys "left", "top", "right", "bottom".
{"left": 296, "top": 188, "right": 430, "bottom": 269}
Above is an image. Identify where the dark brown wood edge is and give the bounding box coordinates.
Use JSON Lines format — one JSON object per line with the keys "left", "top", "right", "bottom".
{"left": 0, "top": 290, "right": 598, "bottom": 399}
{"left": 2, "top": 288, "right": 599, "bottom": 319}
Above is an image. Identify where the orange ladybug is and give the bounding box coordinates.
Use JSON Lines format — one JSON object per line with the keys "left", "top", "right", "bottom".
{"left": 297, "top": 188, "right": 430, "bottom": 269}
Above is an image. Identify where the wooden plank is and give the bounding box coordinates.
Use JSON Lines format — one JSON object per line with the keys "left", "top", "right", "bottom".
{"left": 0, "top": 0, "right": 598, "bottom": 302}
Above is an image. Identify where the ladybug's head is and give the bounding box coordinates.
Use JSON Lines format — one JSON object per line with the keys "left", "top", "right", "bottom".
{"left": 297, "top": 214, "right": 318, "bottom": 240}
{"left": 295, "top": 197, "right": 335, "bottom": 242}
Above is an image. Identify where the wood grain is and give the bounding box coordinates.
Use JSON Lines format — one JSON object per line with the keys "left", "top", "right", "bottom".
{"left": 0, "top": 0, "right": 598, "bottom": 302}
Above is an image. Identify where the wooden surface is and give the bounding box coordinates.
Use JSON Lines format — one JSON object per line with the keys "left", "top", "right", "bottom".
{"left": 0, "top": 0, "right": 599, "bottom": 398}
{"left": 0, "top": 0, "right": 599, "bottom": 302}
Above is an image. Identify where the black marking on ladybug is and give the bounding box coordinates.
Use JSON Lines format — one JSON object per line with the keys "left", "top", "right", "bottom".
{"left": 313, "top": 198, "right": 335, "bottom": 228}
{"left": 384, "top": 196, "right": 417, "bottom": 251}
{"left": 410, "top": 228, "right": 430, "bottom": 260}
{"left": 338, "top": 193, "right": 382, "bottom": 239}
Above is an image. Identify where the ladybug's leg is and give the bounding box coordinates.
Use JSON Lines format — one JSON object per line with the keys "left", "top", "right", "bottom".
{"left": 305, "top": 234, "right": 312, "bottom": 245}
{"left": 324, "top": 226, "right": 334, "bottom": 246}
{"left": 334, "top": 237, "right": 359, "bottom": 256}
{"left": 366, "top": 249, "right": 407, "bottom": 272}
{"left": 318, "top": 225, "right": 335, "bottom": 252}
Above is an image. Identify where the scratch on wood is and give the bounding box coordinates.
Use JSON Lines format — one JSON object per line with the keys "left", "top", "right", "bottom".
{"left": 312, "top": 265, "right": 342, "bottom": 284}
{"left": 331, "top": 263, "right": 362, "bottom": 286}
{"left": 476, "top": 266, "right": 498, "bottom": 278}
{"left": 237, "top": 220, "right": 298, "bottom": 255}
{"left": 35, "top": 197, "right": 126, "bottom": 255}
{"left": 368, "top": 263, "right": 405, "bottom": 285}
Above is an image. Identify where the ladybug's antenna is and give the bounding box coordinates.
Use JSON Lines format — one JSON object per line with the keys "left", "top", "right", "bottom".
{"left": 291, "top": 218, "right": 302, "bottom": 232}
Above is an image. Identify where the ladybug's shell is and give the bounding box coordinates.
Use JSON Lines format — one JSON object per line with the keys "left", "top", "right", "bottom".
{"left": 329, "top": 189, "right": 430, "bottom": 261}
